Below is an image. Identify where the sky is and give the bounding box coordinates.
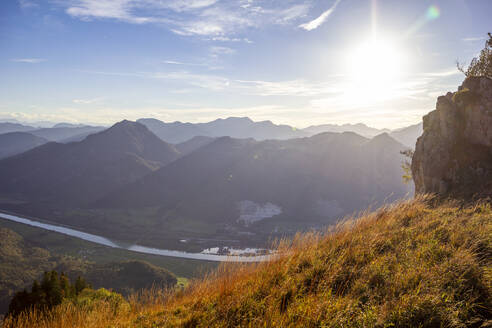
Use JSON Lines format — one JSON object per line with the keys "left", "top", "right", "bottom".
{"left": 0, "top": 0, "right": 490, "bottom": 129}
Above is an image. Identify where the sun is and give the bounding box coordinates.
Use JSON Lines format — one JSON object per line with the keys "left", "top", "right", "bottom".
{"left": 343, "top": 37, "right": 406, "bottom": 104}
{"left": 348, "top": 38, "right": 402, "bottom": 83}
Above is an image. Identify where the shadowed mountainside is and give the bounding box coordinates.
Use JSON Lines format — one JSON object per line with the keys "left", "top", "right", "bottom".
{"left": 0, "top": 132, "right": 48, "bottom": 160}
{"left": 97, "top": 132, "right": 411, "bottom": 234}
{"left": 0, "top": 120, "right": 180, "bottom": 206}
{"left": 174, "top": 136, "right": 216, "bottom": 156}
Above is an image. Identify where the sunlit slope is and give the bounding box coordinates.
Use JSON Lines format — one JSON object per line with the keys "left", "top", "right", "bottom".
{"left": 5, "top": 197, "right": 491, "bottom": 327}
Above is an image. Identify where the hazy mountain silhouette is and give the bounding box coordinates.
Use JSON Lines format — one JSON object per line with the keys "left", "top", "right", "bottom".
{"left": 137, "top": 117, "right": 413, "bottom": 144}
{"left": 389, "top": 122, "right": 423, "bottom": 148}
{"left": 138, "top": 117, "right": 306, "bottom": 143}
{"left": 0, "top": 122, "right": 35, "bottom": 134}
{"left": 175, "top": 136, "right": 216, "bottom": 155}
{"left": 302, "top": 123, "right": 390, "bottom": 138}
{"left": 98, "top": 132, "right": 411, "bottom": 230}
{"left": 53, "top": 123, "right": 93, "bottom": 128}
{"left": 0, "top": 132, "right": 48, "bottom": 159}
{"left": 29, "top": 125, "right": 105, "bottom": 142}
{"left": 0, "top": 120, "right": 179, "bottom": 206}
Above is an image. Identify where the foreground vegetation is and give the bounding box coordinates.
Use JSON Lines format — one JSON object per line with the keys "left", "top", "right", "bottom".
{"left": 0, "top": 226, "right": 179, "bottom": 314}
{"left": 3, "top": 196, "right": 491, "bottom": 327}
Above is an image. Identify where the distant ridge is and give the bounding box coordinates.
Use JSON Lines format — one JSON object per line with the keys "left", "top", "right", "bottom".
{"left": 137, "top": 117, "right": 408, "bottom": 144}
{"left": 0, "top": 122, "right": 35, "bottom": 134}
{"left": 29, "top": 125, "right": 105, "bottom": 142}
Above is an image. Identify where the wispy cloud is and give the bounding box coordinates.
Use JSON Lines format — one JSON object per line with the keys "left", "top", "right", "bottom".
{"left": 11, "top": 58, "right": 46, "bottom": 63}
{"left": 209, "top": 46, "right": 236, "bottom": 57}
{"left": 18, "top": 0, "right": 38, "bottom": 9}
{"left": 72, "top": 97, "right": 103, "bottom": 104}
{"left": 422, "top": 68, "right": 461, "bottom": 77}
{"left": 299, "top": 0, "right": 341, "bottom": 31}
{"left": 163, "top": 60, "right": 206, "bottom": 66}
{"left": 59, "top": 0, "right": 318, "bottom": 37}
{"left": 462, "top": 36, "right": 487, "bottom": 42}
{"left": 235, "top": 79, "right": 344, "bottom": 97}
{"left": 276, "top": 4, "right": 310, "bottom": 24}
{"left": 209, "top": 36, "right": 253, "bottom": 43}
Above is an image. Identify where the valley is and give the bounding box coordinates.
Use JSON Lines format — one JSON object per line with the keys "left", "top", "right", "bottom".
{"left": 0, "top": 211, "right": 271, "bottom": 262}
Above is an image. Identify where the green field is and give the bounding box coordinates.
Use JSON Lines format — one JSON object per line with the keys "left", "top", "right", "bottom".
{"left": 0, "top": 219, "right": 217, "bottom": 279}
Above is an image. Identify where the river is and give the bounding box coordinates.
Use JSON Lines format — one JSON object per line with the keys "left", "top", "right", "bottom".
{"left": 0, "top": 212, "right": 270, "bottom": 263}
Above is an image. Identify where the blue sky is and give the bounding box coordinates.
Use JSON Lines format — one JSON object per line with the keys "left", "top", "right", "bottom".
{"left": 0, "top": 0, "right": 490, "bottom": 128}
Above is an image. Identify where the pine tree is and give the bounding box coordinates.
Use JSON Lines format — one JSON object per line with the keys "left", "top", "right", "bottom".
{"left": 7, "top": 271, "right": 93, "bottom": 318}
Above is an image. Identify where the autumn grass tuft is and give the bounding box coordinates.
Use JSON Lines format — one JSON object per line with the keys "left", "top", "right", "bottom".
{"left": 4, "top": 196, "right": 491, "bottom": 327}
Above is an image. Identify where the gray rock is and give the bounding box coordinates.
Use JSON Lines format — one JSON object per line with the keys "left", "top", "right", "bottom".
{"left": 411, "top": 77, "right": 492, "bottom": 198}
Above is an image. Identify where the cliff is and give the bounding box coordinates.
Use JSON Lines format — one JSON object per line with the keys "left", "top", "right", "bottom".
{"left": 412, "top": 76, "right": 492, "bottom": 198}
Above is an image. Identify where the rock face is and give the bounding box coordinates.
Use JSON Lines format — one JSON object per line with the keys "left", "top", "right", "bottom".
{"left": 412, "top": 77, "right": 492, "bottom": 198}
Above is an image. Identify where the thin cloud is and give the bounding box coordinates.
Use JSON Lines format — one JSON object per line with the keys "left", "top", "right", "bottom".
{"left": 209, "top": 36, "right": 253, "bottom": 43}
{"left": 18, "top": 0, "right": 38, "bottom": 9}
{"left": 422, "top": 68, "right": 461, "bottom": 77}
{"left": 59, "top": 0, "right": 319, "bottom": 37}
{"left": 11, "top": 58, "right": 46, "bottom": 63}
{"left": 209, "top": 46, "right": 236, "bottom": 57}
{"left": 462, "top": 36, "right": 487, "bottom": 42}
{"left": 299, "top": 0, "right": 341, "bottom": 31}
{"left": 72, "top": 97, "right": 103, "bottom": 104}
{"left": 163, "top": 60, "right": 206, "bottom": 66}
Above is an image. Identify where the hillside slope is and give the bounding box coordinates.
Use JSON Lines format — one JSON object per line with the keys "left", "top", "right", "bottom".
{"left": 0, "top": 120, "right": 180, "bottom": 207}
{"left": 0, "top": 227, "right": 177, "bottom": 315}
{"left": 90, "top": 132, "right": 411, "bottom": 248}
{"left": 0, "top": 132, "right": 48, "bottom": 159}
{"left": 101, "top": 132, "right": 410, "bottom": 220}
{"left": 5, "top": 197, "right": 491, "bottom": 327}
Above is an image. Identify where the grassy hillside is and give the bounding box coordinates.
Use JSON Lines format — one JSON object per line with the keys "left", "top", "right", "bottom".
{"left": 0, "top": 219, "right": 217, "bottom": 278}
{"left": 0, "top": 226, "right": 180, "bottom": 314}
{"left": 4, "top": 196, "right": 491, "bottom": 327}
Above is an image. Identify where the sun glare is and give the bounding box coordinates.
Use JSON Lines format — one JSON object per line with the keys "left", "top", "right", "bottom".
{"left": 348, "top": 38, "right": 402, "bottom": 83}
{"left": 343, "top": 37, "right": 407, "bottom": 105}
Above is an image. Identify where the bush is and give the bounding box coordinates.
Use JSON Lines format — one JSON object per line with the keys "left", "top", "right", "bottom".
{"left": 458, "top": 33, "right": 492, "bottom": 78}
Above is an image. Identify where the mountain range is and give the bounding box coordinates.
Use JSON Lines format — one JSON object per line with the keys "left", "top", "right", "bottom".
{"left": 98, "top": 131, "right": 411, "bottom": 229}
{"left": 0, "top": 120, "right": 179, "bottom": 206}
{"left": 0, "top": 122, "right": 105, "bottom": 143}
{"left": 137, "top": 117, "right": 420, "bottom": 146}
{"left": 0, "top": 119, "right": 412, "bottom": 250}
{"left": 1, "top": 117, "right": 421, "bottom": 152}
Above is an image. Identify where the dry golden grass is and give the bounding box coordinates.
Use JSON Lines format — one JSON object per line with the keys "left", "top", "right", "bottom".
{"left": 4, "top": 196, "right": 491, "bottom": 328}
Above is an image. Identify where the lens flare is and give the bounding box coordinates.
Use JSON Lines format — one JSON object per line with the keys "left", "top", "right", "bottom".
{"left": 426, "top": 5, "right": 440, "bottom": 20}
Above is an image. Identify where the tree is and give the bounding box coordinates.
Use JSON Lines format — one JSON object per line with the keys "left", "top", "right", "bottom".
{"left": 457, "top": 33, "right": 492, "bottom": 78}
{"left": 400, "top": 149, "right": 414, "bottom": 184}
{"left": 75, "top": 276, "right": 90, "bottom": 295}
{"left": 7, "top": 271, "right": 92, "bottom": 318}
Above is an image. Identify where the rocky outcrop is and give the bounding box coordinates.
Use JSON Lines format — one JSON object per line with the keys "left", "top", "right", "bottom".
{"left": 412, "top": 77, "right": 492, "bottom": 198}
